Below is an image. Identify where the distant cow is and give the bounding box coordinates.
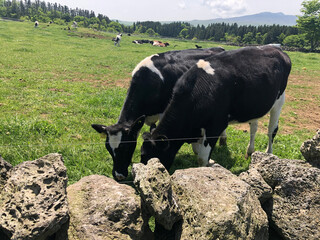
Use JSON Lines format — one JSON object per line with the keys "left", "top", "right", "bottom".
{"left": 91, "top": 47, "right": 225, "bottom": 181}
{"left": 159, "top": 42, "right": 170, "bottom": 47}
{"left": 132, "top": 39, "right": 152, "bottom": 44}
{"left": 72, "top": 21, "right": 78, "bottom": 28}
{"left": 152, "top": 40, "right": 169, "bottom": 47}
{"left": 114, "top": 33, "right": 122, "bottom": 47}
{"left": 141, "top": 46, "right": 291, "bottom": 170}
{"left": 34, "top": 21, "right": 39, "bottom": 27}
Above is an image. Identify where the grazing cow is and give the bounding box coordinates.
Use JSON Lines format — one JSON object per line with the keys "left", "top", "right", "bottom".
{"left": 34, "top": 21, "right": 39, "bottom": 27}
{"left": 91, "top": 47, "right": 225, "bottom": 181}
{"left": 141, "top": 45, "right": 291, "bottom": 170}
{"left": 114, "top": 33, "right": 122, "bottom": 47}
{"left": 72, "top": 21, "right": 78, "bottom": 28}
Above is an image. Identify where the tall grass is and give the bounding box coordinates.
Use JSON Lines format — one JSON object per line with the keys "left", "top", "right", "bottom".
{"left": 0, "top": 20, "right": 318, "bottom": 184}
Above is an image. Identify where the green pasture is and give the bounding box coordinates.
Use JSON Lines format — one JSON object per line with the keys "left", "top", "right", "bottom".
{"left": 0, "top": 20, "right": 318, "bottom": 184}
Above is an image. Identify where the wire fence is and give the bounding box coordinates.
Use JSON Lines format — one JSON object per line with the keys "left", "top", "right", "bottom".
{"left": 0, "top": 134, "right": 251, "bottom": 149}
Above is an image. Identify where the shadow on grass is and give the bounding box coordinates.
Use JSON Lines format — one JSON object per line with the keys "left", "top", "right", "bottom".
{"left": 211, "top": 145, "right": 237, "bottom": 170}
{"left": 170, "top": 145, "right": 245, "bottom": 175}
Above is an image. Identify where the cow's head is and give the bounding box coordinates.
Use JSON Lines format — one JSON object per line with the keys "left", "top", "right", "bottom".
{"left": 141, "top": 132, "right": 176, "bottom": 170}
{"left": 92, "top": 115, "right": 145, "bottom": 181}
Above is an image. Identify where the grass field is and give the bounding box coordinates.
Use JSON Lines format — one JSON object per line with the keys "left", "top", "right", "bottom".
{"left": 0, "top": 20, "right": 319, "bottom": 184}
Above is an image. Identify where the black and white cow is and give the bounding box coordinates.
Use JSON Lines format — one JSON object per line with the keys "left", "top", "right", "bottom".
{"left": 132, "top": 39, "right": 152, "bottom": 44}
{"left": 91, "top": 47, "right": 225, "bottom": 180}
{"left": 141, "top": 45, "right": 291, "bottom": 170}
{"left": 114, "top": 33, "right": 122, "bottom": 47}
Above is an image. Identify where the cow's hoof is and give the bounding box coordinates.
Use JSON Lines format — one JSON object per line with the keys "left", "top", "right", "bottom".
{"left": 208, "top": 159, "right": 215, "bottom": 167}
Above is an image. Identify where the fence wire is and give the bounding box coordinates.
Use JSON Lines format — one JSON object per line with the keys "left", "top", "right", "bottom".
{"left": 0, "top": 132, "right": 276, "bottom": 149}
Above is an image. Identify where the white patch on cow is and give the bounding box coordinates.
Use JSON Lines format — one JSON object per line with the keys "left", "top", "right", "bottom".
{"left": 108, "top": 131, "right": 122, "bottom": 156}
{"left": 197, "top": 59, "right": 215, "bottom": 75}
{"left": 196, "top": 128, "right": 212, "bottom": 166}
{"left": 132, "top": 54, "right": 164, "bottom": 81}
{"left": 266, "top": 92, "right": 285, "bottom": 153}
{"left": 246, "top": 120, "right": 258, "bottom": 157}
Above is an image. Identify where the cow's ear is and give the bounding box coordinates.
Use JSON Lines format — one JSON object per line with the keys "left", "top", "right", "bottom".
{"left": 130, "top": 115, "right": 145, "bottom": 134}
{"left": 142, "top": 132, "right": 156, "bottom": 149}
{"left": 142, "top": 132, "right": 152, "bottom": 141}
{"left": 155, "top": 135, "right": 169, "bottom": 151}
{"left": 91, "top": 124, "right": 109, "bottom": 138}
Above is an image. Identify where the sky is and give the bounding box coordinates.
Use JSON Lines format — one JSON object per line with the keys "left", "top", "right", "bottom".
{"left": 50, "top": 0, "right": 304, "bottom": 22}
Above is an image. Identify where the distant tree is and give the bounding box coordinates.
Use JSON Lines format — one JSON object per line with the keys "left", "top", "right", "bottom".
{"left": 146, "top": 28, "right": 156, "bottom": 36}
{"left": 243, "top": 32, "right": 254, "bottom": 44}
{"left": 135, "top": 24, "right": 146, "bottom": 34}
{"left": 262, "top": 32, "right": 272, "bottom": 44}
{"left": 179, "top": 28, "right": 189, "bottom": 38}
{"left": 277, "top": 33, "right": 286, "bottom": 44}
{"left": 255, "top": 32, "right": 263, "bottom": 44}
{"left": 297, "top": 0, "right": 320, "bottom": 51}
{"left": 108, "top": 21, "right": 123, "bottom": 33}
{"left": 283, "top": 34, "right": 306, "bottom": 48}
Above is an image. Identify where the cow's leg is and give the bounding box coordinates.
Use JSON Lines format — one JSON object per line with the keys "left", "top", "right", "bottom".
{"left": 266, "top": 92, "right": 285, "bottom": 153}
{"left": 196, "top": 141, "right": 212, "bottom": 167}
{"left": 219, "top": 129, "right": 227, "bottom": 146}
{"left": 192, "top": 129, "right": 214, "bottom": 167}
{"left": 245, "top": 120, "right": 258, "bottom": 158}
{"left": 191, "top": 142, "right": 200, "bottom": 155}
{"left": 192, "top": 136, "right": 210, "bottom": 165}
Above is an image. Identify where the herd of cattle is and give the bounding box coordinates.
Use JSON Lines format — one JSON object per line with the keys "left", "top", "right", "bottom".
{"left": 92, "top": 45, "right": 292, "bottom": 181}
{"left": 132, "top": 39, "right": 170, "bottom": 47}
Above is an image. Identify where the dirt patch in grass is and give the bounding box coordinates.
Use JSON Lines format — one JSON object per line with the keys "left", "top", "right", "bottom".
{"left": 112, "top": 78, "right": 131, "bottom": 88}
{"left": 84, "top": 77, "right": 132, "bottom": 88}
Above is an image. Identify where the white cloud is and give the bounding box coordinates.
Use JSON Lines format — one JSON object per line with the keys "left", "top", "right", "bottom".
{"left": 202, "top": 0, "right": 247, "bottom": 18}
{"left": 179, "top": 1, "right": 187, "bottom": 9}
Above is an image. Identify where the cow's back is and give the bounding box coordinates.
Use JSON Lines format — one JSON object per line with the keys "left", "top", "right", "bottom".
{"left": 167, "top": 46, "right": 291, "bottom": 129}
{"left": 119, "top": 47, "right": 224, "bottom": 123}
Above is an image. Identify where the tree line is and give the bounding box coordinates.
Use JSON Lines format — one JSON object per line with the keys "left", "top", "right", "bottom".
{"left": 1, "top": 0, "right": 319, "bottom": 51}
{"left": 0, "top": 0, "right": 122, "bottom": 32}
{"left": 132, "top": 21, "right": 299, "bottom": 45}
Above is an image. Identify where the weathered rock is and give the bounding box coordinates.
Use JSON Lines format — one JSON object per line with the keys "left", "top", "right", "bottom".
{"left": 300, "top": 130, "right": 320, "bottom": 167}
{"left": 0, "top": 155, "right": 12, "bottom": 191}
{"left": 250, "top": 152, "right": 320, "bottom": 240}
{"left": 0, "top": 153, "right": 69, "bottom": 240}
{"left": 133, "top": 159, "right": 268, "bottom": 240}
{"left": 171, "top": 164, "right": 269, "bottom": 240}
{"left": 239, "top": 168, "right": 273, "bottom": 204}
{"left": 67, "top": 175, "right": 153, "bottom": 240}
{"left": 132, "top": 158, "right": 182, "bottom": 231}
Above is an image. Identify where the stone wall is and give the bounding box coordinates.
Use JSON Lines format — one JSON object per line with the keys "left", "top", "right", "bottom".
{"left": 0, "top": 130, "right": 319, "bottom": 239}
